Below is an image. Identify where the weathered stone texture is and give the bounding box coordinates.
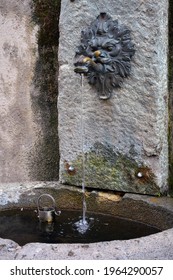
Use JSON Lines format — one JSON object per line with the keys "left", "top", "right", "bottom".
{"left": 58, "top": 0, "right": 168, "bottom": 194}
{"left": 0, "top": 0, "right": 59, "bottom": 182}
{"left": 0, "top": 0, "right": 38, "bottom": 182}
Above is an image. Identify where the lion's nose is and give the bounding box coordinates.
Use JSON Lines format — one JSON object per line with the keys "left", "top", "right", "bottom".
{"left": 83, "top": 57, "right": 93, "bottom": 63}
{"left": 94, "top": 50, "right": 108, "bottom": 59}
{"left": 94, "top": 50, "right": 101, "bottom": 57}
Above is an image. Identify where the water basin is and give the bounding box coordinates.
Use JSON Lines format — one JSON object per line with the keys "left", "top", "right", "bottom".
{"left": 0, "top": 208, "right": 161, "bottom": 246}
{"left": 0, "top": 182, "right": 173, "bottom": 259}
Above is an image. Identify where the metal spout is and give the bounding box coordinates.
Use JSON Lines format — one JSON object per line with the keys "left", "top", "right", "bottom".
{"left": 74, "top": 55, "right": 103, "bottom": 75}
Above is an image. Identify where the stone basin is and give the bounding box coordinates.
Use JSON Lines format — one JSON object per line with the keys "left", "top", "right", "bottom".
{"left": 0, "top": 182, "right": 173, "bottom": 260}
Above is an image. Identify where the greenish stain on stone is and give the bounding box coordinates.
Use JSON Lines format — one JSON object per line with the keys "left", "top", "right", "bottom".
{"left": 62, "top": 142, "right": 160, "bottom": 195}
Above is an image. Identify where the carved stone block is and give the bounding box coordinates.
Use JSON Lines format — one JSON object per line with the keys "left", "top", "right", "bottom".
{"left": 58, "top": 0, "right": 168, "bottom": 195}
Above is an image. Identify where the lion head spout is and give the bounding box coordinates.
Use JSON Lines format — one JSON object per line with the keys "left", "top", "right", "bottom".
{"left": 74, "top": 13, "right": 135, "bottom": 99}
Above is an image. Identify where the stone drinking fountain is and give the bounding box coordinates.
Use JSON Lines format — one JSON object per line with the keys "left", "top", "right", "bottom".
{"left": 0, "top": 0, "right": 173, "bottom": 260}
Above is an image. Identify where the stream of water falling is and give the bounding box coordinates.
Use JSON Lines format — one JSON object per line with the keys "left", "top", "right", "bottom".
{"left": 75, "top": 74, "right": 89, "bottom": 234}
{"left": 81, "top": 74, "right": 87, "bottom": 224}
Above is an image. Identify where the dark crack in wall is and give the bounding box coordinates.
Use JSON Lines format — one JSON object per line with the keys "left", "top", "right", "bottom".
{"left": 169, "top": 0, "right": 173, "bottom": 194}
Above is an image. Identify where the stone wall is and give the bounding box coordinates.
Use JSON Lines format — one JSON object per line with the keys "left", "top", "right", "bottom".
{"left": 0, "top": 0, "right": 170, "bottom": 194}
{"left": 0, "top": 0, "right": 60, "bottom": 182}
{"left": 58, "top": 0, "right": 169, "bottom": 195}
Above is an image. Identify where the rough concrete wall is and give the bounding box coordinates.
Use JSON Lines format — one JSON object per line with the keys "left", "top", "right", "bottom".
{"left": 0, "top": 0, "right": 59, "bottom": 182}
{"left": 58, "top": 0, "right": 168, "bottom": 195}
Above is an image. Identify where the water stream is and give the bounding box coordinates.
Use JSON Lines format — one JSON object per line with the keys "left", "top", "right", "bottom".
{"left": 81, "top": 74, "right": 88, "bottom": 224}
{"left": 75, "top": 74, "right": 89, "bottom": 234}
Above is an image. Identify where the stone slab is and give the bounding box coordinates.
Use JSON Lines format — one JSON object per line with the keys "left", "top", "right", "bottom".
{"left": 1, "top": 228, "right": 173, "bottom": 260}
{"left": 0, "top": 0, "right": 59, "bottom": 182}
{"left": 58, "top": 0, "right": 168, "bottom": 195}
{"left": 0, "top": 0, "right": 38, "bottom": 182}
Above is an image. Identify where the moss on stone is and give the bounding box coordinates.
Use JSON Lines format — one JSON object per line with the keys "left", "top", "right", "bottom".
{"left": 28, "top": 0, "right": 61, "bottom": 180}
{"left": 62, "top": 142, "right": 159, "bottom": 195}
{"left": 32, "top": 0, "right": 60, "bottom": 47}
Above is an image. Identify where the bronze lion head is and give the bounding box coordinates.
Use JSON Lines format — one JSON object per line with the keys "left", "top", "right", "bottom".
{"left": 74, "top": 13, "right": 135, "bottom": 99}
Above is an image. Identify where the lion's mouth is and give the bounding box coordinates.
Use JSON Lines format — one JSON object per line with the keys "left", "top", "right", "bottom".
{"left": 74, "top": 56, "right": 104, "bottom": 74}
{"left": 74, "top": 63, "right": 89, "bottom": 74}
{"left": 97, "top": 57, "right": 111, "bottom": 64}
{"left": 74, "top": 51, "right": 112, "bottom": 74}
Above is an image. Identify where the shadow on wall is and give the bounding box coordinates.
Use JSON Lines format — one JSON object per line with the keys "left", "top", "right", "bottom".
{"left": 169, "top": 0, "right": 173, "bottom": 195}
{"left": 29, "top": 0, "right": 61, "bottom": 180}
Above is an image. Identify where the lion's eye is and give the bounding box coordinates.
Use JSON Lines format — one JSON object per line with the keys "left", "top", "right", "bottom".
{"left": 90, "top": 46, "right": 98, "bottom": 51}
{"left": 107, "top": 46, "right": 113, "bottom": 51}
